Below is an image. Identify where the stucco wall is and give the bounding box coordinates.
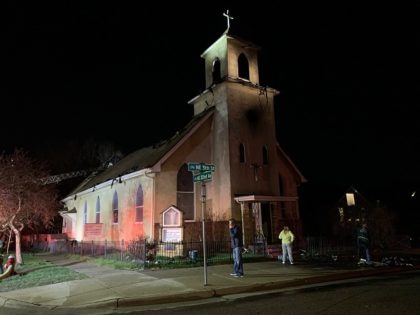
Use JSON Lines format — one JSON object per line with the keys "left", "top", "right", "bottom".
{"left": 63, "top": 174, "right": 154, "bottom": 242}
{"left": 154, "top": 117, "right": 214, "bottom": 227}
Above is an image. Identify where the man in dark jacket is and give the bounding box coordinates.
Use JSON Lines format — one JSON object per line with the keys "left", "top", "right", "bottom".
{"left": 229, "top": 218, "right": 244, "bottom": 277}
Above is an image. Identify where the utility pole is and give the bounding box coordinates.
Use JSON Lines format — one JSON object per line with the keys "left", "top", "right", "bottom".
{"left": 201, "top": 182, "right": 207, "bottom": 286}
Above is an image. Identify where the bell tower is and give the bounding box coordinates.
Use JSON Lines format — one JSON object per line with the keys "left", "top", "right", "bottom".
{"left": 188, "top": 11, "right": 281, "bottom": 221}
{"left": 201, "top": 29, "right": 260, "bottom": 90}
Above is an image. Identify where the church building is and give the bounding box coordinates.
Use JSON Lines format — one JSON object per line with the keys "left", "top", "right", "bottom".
{"left": 60, "top": 18, "right": 306, "bottom": 247}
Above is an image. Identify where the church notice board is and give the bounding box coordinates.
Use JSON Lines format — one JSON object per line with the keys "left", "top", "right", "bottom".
{"left": 162, "top": 228, "right": 182, "bottom": 242}
{"left": 84, "top": 223, "right": 103, "bottom": 239}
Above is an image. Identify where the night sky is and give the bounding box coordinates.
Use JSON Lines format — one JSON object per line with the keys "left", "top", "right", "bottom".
{"left": 2, "top": 3, "right": 419, "bottom": 234}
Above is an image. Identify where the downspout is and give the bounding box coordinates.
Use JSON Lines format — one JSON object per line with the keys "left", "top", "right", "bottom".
{"left": 145, "top": 170, "right": 156, "bottom": 240}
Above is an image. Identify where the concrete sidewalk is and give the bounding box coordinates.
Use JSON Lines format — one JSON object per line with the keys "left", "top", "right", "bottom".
{"left": 0, "top": 255, "right": 418, "bottom": 312}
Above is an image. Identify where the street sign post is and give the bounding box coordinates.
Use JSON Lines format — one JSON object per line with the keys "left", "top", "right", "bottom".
{"left": 187, "top": 162, "right": 216, "bottom": 286}
{"left": 193, "top": 171, "right": 212, "bottom": 182}
{"left": 188, "top": 162, "right": 215, "bottom": 172}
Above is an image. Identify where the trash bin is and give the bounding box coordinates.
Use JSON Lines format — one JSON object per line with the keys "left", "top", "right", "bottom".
{"left": 189, "top": 250, "right": 198, "bottom": 261}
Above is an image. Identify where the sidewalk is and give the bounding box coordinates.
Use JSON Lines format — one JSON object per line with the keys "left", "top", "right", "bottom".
{"left": 0, "top": 255, "right": 418, "bottom": 312}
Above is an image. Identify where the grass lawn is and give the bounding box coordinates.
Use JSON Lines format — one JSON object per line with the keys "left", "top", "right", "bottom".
{"left": 0, "top": 251, "right": 272, "bottom": 292}
{"left": 0, "top": 253, "right": 88, "bottom": 292}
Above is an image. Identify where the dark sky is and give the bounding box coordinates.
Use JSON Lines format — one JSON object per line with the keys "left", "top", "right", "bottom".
{"left": 2, "top": 3, "right": 419, "bottom": 232}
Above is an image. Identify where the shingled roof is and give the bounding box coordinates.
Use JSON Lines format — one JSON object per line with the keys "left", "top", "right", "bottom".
{"left": 66, "top": 107, "right": 215, "bottom": 197}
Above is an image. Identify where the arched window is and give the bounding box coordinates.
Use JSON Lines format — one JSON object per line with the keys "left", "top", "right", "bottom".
{"left": 177, "top": 164, "right": 194, "bottom": 220}
{"left": 262, "top": 145, "right": 269, "bottom": 165}
{"left": 112, "top": 191, "right": 118, "bottom": 223}
{"left": 239, "top": 143, "right": 246, "bottom": 163}
{"left": 83, "top": 201, "right": 88, "bottom": 224}
{"left": 278, "top": 175, "right": 285, "bottom": 196}
{"left": 95, "top": 196, "right": 100, "bottom": 223}
{"left": 136, "top": 185, "right": 144, "bottom": 222}
{"left": 212, "top": 58, "right": 221, "bottom": 83}
{"left": 238, "top": 53, "right": 249, "bottom": 80}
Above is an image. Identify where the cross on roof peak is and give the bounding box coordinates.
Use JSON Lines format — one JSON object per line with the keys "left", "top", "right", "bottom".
{"left": 223, "top": 10, "right": 234, "bottom": 30}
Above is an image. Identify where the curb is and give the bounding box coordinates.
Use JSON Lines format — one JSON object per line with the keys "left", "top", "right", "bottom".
{"left": 106, "top": 265, "right": 420, "bottom": 309}
{"left": 214, "top": 265, "right": 420, "bottom": 297}
{"left": 117, "top": 290, "right": 216, "bottom": 308}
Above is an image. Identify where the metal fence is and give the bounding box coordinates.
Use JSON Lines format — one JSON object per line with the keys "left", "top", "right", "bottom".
{"left": 301, "top": 236, "right": 358, "bottom": 263}
{"left": 33, "top": 235, "right": 363, "bottom": 268}
{"left": 45, "top": 238, "right": 269, "bottom": 269}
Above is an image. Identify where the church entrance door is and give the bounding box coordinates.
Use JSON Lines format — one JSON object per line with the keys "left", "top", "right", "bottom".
{"left": 261, "top": 203, "right": 272, "bottom": 244}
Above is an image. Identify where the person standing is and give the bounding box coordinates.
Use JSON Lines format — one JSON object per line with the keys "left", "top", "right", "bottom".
{"left": 279, "top": 225, "right": 295, "bottom": 264}
{"left": 357, "top": 223, "right": 371, "bottom": 264}
{"left": 229, "top": 218, "right": 244, "bottom": 277}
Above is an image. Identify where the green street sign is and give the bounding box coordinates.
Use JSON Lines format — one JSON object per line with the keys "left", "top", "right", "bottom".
{"left": 193, "top": 171, "right": 212, "bottom": 182}
{"left": 188, "top": 162, "right": 215, "bottom": 172}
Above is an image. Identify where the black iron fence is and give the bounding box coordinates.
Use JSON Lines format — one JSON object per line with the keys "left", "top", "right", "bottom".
{"left": 300, "top": 236, "right": 358, "bottom": 264}
{"left": 29, "top": 236, "right": 365, "bottom": 268}
{"left": 44, "top": 238, "right": 268, "bottom": 269}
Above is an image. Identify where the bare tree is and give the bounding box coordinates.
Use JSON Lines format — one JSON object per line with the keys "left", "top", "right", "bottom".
{"left": 0, "top": 150, "right": 59, "bottom": 264}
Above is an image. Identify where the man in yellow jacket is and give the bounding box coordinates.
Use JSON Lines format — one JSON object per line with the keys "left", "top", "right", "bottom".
{"left": 279, "top": 226, "right": 295, "bottom": 264}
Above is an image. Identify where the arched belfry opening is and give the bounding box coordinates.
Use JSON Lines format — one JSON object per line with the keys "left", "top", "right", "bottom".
{"left": 212, "top": 58, "right": 221, "bottom": 84}
{"left": 238, "top": 53, "right": 249, "bottom": 80}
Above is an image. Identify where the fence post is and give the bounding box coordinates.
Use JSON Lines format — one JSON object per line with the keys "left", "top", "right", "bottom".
{"left": 104, "top": 239, "right": 107, "bottom": 258}
{"left": 143, "top": 239, "right": 147, "bottom": 264}
{"left": 120, "top": 239, "right": 124, "bottom": 261}
{"left": 91, "top": 240, "right": 94, "bottom": 256}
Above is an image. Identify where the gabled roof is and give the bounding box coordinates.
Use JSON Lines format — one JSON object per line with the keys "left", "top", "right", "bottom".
{"left": 66, "top": 107, "right": 215, "bottom": 198}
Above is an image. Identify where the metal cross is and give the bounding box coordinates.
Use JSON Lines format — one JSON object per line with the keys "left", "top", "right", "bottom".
{"left": 223, "top": 10, "right": 234, "bottom": 30}
{"left": 251, "top": 163, "right": 260, "bottom": 181}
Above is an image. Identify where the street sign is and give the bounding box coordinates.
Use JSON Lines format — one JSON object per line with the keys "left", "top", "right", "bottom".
{"left": 187, "top": 162, "right": 215, "bottom": 285}
{"left": 193, "top": 171, "right": 212, "bottom": 182}
{"left": 188, "top": 162, "right": 215, "bottom": 172}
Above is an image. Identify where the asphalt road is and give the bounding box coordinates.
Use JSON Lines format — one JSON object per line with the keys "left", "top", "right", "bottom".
{"left": 118, "top": 270, "right": 420, "bottom": 315}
